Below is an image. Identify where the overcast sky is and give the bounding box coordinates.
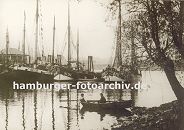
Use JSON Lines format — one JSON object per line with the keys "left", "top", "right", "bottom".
{"left": 0, "top": 0, "right": 119, "bottom": 63}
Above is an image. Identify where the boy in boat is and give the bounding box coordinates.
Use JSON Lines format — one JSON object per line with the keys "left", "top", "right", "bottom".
{"left": 80, "top": 93, "right": 86, "bottom": 103}
{"left": 99, "top": 93, "right": 106, "bottom": 103}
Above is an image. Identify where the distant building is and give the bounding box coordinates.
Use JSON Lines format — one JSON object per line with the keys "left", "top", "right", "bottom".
{"left": 0, "top": 48, "right": 30, "bottom": 64}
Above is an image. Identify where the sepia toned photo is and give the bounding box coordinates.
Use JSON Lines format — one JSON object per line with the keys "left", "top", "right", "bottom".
{"left": 0, "top": 0, "right": 184, "bottom": 130}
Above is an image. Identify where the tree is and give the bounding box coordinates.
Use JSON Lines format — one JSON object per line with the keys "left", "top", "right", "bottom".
{"left": 117, "top": 1, "right": 184, "bottom": 128}
{"left": 118, "top": 0, "right": 184, "bottom": 101}
{"left": 138, "top": 0, "right": 184, "bottom": 101}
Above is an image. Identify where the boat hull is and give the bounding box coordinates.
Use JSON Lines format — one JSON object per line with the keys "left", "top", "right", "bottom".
{"left": 81, "top": 100, "right": 132, "bottom": 110}
{"left": 54, "top": 73, "right": 105, "bottom": 82}
{"left": 0, "top": 69, "right": 54, "bottom": 83}
{"left": 80, "top": 100, "right": 132, "bottom": 116}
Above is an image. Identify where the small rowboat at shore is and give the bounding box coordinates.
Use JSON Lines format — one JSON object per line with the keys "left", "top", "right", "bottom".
{"left": 81, "top": 100, "right": 132, "bottom": 110}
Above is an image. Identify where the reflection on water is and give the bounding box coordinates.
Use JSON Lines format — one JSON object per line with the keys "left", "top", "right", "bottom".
{"left": 51, "top": 88, "right": 55, "bottom": 130}
{"left": 0, "top": 71, "right": 182, "bottom": 130}
{"left": 34, "top": 90, "right": 38, "bottom": 130}
{"left": 22, "top": 97, "right": 25, "bottom": 130}
{"left": 5, "top": 96, "right": 8, "bottom": 130}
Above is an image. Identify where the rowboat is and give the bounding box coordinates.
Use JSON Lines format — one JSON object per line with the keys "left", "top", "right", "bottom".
{"left": 81, "top": 100, "right": 132, "bottom": 110}
{"left": 80, "top": 100, "right": 132, "bottom": 116}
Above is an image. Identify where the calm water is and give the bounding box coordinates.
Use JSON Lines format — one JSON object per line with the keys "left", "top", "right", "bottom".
{"left": 0, "top": 71, "right": 183, "bottom": 130}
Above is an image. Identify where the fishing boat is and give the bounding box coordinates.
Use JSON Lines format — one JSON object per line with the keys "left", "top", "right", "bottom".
{"left": 81, "top": 100, "right": 132, "bottom": 110}
{"left": 0, "top": 66, "right": 54, "bottom": 82}
{"left": 54, "top": 2, "right": 103, "bottom": 82}
{"left": 0, "top": 0, "right": 55, "bottom": 83}
{"left": 102, "top": 0, "right": 141, "bottom": 83}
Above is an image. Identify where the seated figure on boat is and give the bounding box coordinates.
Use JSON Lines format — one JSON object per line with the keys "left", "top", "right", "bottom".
{"left": 80, "top": 93, "right": 86, "bottom": 103}
{"left": 99, "top": 93, "right": 106, "bottom": 103}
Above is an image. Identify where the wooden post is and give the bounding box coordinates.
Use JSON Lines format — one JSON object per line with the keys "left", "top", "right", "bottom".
{"left": 88, "top": 56, "right": 94, "bottom": 72}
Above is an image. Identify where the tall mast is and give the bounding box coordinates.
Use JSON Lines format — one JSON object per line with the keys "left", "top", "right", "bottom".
{"left": 6, "top": 28, "right": 9, "bottom": 64}
{"left": 18, "top": 42, "right": 20, "bottom": 51}
{"left": 113, "top": 0, "right": 122, "bottom": 68}
{"left": 52, "top": 16, "right": 56, "bottom": 64}
{"left": 118, "top": 0, "right": 122, "bottom": 66}
{"left": 77, "top": 29, "right": 79, "bottom": 71}
{"left": 67, "top": 0, "right": 71, "bottom": 67}
{"left": 23, "top": 11, "right": 26, "bottom": 63}
{"left": 42, "top": 45, "right": 44, "bottom": 58}
{"left": 35, "top": 0, "right": 39, "bottom": 63}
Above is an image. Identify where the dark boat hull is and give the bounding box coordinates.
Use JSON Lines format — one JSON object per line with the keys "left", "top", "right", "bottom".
{"left": 58, "top": 66, "right": 103, "bottom": 80}
{"left": 0, "top": 69, "right": 54, "bottom": 83}
{"left": 81, "top": 100, "right": 132, "bottom": 110}
{"left": 80, "top": 106, "right": 132, "bottom": 116}
{"left": 80, "top": 100, "right": 132, "bottom": 116}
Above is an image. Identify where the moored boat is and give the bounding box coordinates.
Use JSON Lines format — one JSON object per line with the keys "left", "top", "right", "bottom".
{"left": 0, "top": 65, "right": 54, "bottom": 83}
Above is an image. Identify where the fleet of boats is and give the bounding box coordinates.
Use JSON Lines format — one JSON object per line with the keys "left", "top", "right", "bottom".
{"left": 0, "top": 0, "right": 141, "bottom": 84}
{"left": 0, "top": 0, "right": 142, "bottom": 114}
{"left": 0, "top": 0, "right": 142, "bottom": 87}
{"left": 0, "top": 0, "right": 104, "bottom": 83}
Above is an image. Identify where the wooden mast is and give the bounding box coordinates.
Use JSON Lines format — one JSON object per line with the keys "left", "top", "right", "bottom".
{"left": 67, "top": 0, "right": 71, "bottom": 68}
{"left": 77, "top": 29, "right": 79, "bottom": 71}
{"left": 35, "top": 0, "right": 39, "bottom": 64}
{"left": 6, "top": 28, "right": 9, "bottom": 65}
{"left": 23, "top": 11, "right": 26, "bottom": 64}
{"left": 52, "top": 16, "right": 56, "bottom": 65}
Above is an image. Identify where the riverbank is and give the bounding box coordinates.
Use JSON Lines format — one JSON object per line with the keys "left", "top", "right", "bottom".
{"left": 112, "top": 100, "right": 184, "bottom": 130}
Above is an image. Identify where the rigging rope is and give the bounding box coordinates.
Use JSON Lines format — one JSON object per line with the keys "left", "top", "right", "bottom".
{"left": 61, "top": 28, "right": 68, "bottom": 56}
{"left": 61, "top": 28, "right": 78, "bottom": 62}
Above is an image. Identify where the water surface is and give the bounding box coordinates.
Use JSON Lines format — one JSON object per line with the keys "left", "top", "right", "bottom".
{"left": 0, "top": 71, "right": 182, "bottom": 130}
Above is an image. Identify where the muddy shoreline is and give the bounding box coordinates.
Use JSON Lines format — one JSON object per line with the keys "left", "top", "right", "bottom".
{"left": 112, "top": 100, "right": 184, "bottom": 130}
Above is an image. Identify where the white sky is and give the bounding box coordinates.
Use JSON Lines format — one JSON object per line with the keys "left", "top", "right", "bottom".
{"left": 0, "top": 0, "right": 117, "bottom": 63}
